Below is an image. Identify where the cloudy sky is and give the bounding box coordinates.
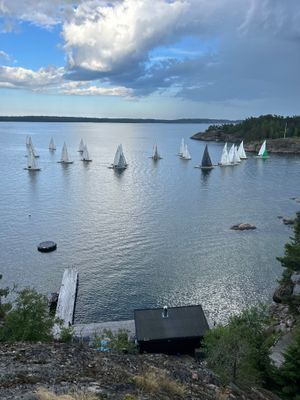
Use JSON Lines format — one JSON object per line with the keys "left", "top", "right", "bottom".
{"left": 0, "top": 0, "right": 299, "bottom": 119}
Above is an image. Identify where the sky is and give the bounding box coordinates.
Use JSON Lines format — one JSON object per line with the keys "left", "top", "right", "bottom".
{"left": 0, "top": 0, "right": 299, "bottom": 119}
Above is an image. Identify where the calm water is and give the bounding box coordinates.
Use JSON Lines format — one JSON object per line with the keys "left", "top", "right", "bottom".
{"left": 0, "top": 122, "right": 299, "bottom": 324}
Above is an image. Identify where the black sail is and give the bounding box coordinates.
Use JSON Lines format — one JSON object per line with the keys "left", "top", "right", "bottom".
{"left": 201, "top": 145, "right": 213, "bottom": 167}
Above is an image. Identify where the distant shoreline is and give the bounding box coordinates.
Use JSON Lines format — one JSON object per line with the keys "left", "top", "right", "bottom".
{"left": 0, "top": 116, "right": 239, "bottom": 124}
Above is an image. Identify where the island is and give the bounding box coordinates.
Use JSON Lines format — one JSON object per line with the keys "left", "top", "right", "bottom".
{"left": 191, "top": 114, "right": 300, "bottom": 154}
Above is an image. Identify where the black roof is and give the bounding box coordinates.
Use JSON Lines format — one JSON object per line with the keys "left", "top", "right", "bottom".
{"left": 134, "top": 305, "right": 209, "bottom": 341}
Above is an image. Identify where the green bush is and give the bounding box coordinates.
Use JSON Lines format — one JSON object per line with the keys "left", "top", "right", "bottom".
{"left": 203, "top": 306, "right": 271, "bottom": 387}
{"left": 0, "top": 274, "right": 11, "bottom": 319}
{"left": 0, "top": 288, "right": 54, "bottom": 342}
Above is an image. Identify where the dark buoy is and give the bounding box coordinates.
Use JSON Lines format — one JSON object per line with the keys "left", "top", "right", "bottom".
{"left": 38, "top": 241, "right": 57, "bottom": 253}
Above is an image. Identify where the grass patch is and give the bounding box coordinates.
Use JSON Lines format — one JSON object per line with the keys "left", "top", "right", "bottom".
{"left": 132, "top": 368, "right": 185, "bottom": 397}
{"left": 36, "top": 388, "right": 99, "bottom": 400}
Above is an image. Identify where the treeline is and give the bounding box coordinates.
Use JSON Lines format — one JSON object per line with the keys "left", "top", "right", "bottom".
{"left": 0, "top": 116, "right": 236, "bottom": 124}
{"left": 207, "top": 114, "right": 300, "bottom": 141}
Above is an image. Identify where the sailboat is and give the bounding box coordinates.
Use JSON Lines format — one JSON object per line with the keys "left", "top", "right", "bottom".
{"left": 255, "top": 140, "right": 269, "bottom": 159}
{"left": 110, "top": 144, "right": 128, "bottom": 169}
{"left": 178, "top": 138, "right": 185, "bottom": 156}
{"left": 49, "top": 137, "right": 56, "bottom": 151}
{"left": 81, "top": 144, "right": 92, "bottom": 162}
{"left": 151, "top": 144, "right": 162, "bottom": 161}
{"left": 233, "top": 146, "right": 241, "bottom": 164}
{"left": 219, "top": 143, "right": 230, "bottom": 166}
{"left": 180, "top": 143, "right": 191, "bottom": 160}
{"left": 228, "top": 144, "right": 238, "bottom": 165}
{"left": 196, "top": 144, "right": 214, "bottom": 169}
{"left": 25, "top": 135, "right": 39, "bottom": 158}
{"left": 238, "top": 141, "right": 247, "bottom": 159}
{"left": 57, "top": 142, "right": 73, "bottom": 164}
{"left": 24, "top": 147, "right": 41, "bottom": 171}
{"left": 78, "top": 138, "right": 85, "bottom": 153}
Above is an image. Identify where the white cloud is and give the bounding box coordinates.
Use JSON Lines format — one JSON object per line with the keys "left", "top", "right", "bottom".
{"left": 0, "top": 65, "right": 64, "bottom": 88}
{"left": 0, "top": 50, "right": 10, "bottom": 61}
{"left": 63, "top": 85, "right": 133, "bottom": 97}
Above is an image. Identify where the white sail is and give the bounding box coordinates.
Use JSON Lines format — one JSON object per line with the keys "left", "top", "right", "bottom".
{"left": 82, "top": 144, "right": 92, "bottom": 161}
{"left": 228, "top": 144, "right": 235, "bottom": 164}
{"left": 78, "top": 138, "right": 85, "bottom": 152}
{"left": 233, "top": 145, "right": 241, "bottom": 163}
{"left": 59, "top": 142, "right": 73, "bottom": 163}
{"left": 258, "top": 140, "right": 266, "bottom": 156}
{"left": 26, "top": 135, "right": 31, "bottom": 147}
{"left": 238, "top": 141, "right": 247, "bottom": 159}
{"left": 25, "top": 146, "right": 40, "bottom": 170}
{"left": 152, "top": 144, "right": 162, "bottom": 160}
{"left": 181, "top": 143, "right": 191, "bottom": 160}
{"left": 49, "top": 137, "right": 56, "bottom": 150}
{"left": 178, "top": 138, "right": 185, "bottom": 156}
{"left": 220, "top": 143, "right": 230, "bottom": 165}
{"left": 112, "top": 144, "right": 127, "bottom": 169}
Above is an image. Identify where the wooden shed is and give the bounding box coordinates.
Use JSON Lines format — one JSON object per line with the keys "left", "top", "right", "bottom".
{"left": 134, "top": 305, "right": 209, "bottom": 354}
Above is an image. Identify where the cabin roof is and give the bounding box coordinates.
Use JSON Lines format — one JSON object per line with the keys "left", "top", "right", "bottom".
{"left": 134, "top": 305, "right": 209, "bottom": 341}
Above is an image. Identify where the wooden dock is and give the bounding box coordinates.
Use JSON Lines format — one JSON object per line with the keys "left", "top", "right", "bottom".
{"left": 53, "top": 267, "right": 78, "bottom": 337}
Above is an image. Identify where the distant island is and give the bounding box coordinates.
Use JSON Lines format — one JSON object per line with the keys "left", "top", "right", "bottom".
{"left": 191, "top": 114, "right": 300, "bottom": 154}
{"left": 0, "top": 116, "right": 239, "bottom": 124}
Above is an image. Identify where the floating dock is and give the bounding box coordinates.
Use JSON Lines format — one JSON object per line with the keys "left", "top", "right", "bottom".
{"left": 53, "top": 267, "right": 78, "bottom": 337}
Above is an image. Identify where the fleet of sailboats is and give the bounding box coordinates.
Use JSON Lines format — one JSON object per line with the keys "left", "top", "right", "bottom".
{"left": 23, "top": 134, "right": 270, "bottom": 173}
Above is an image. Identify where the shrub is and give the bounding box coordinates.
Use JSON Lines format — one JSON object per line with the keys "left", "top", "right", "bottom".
{"left": 203, "top": 306, "right": 271, "bottom": 387}
{"left": 0, "top": 288, "right": 54, "bottom": 342}
{"left": 0, "top": 274, "right": 11, "bottom": 319}
{"left": 95, "top": 329, "right": 137, "bottom": 354}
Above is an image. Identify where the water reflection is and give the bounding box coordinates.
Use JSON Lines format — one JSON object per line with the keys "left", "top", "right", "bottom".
{"left": 201, "top": 169, "right": 213, "bottom": 184}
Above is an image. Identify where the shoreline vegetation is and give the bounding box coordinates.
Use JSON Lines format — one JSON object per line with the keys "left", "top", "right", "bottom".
{"left": 191, "top": 114, "right": 300, "bottom": 154}
{"left": 0, "top": 115, "right": 239, "bottom": 124}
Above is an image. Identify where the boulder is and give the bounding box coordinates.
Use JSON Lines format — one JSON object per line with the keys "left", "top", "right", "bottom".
{"left": 273, "top": 282, "right": 294, "bottom": 303}
{"left": 230, "top": 223, "right": 256, "bottom": 231}
{"left": 282, "top": 218, "right": 295, "bottom": 225}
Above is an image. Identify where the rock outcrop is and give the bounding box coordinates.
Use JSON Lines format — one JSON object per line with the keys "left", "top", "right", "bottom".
{"left": 230, "top": 223, "right": 256, "bottom": 231}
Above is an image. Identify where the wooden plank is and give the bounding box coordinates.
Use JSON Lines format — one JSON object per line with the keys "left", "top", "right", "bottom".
{"left": 53, "top": 267, "right": 78, "bottom": 337}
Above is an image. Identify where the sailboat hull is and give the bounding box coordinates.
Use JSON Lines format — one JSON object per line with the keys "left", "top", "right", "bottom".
{"left": 24, "top": 167, "right": 41, "bottom": 171}
{"left": 81, "top": 159, "right": 92, "bottom": 162}
{"left": 57, "top": 161, "right": 74, "bottom": 164}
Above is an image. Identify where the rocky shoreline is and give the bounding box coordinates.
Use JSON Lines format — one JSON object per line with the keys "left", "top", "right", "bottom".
{"left": 191, "top": 131, "right": 300, "bottom": 154}
{"left": 0, "top": 342, "right": 281, "bottom": 400}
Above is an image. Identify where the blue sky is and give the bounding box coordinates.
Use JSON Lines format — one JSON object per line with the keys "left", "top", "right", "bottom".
{"left": 0, "top": 0, "right": 299, "bottom": 119}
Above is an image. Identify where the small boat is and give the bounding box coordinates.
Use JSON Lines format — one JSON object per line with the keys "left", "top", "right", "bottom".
{"left": 180, "top": 143, "right": 191, "bottom": 160}
{"left": 151, "top": 144, "right": 162, "bottom": 161}
{"left": 196, "top": 144, "right": 214, "bottom": 169}
{"left": 255, "top": 140, "right": 269, "bottom": 158}
{"left": 178, "top": 138, "right": 185, "bottom": 156}
{"left": 219, "top": 143, "right": 230, "bottom": 166}
{"left": 57, "top": 142, "right": 73, "bottom": 164}
{"left": 24, "top": 147, "right": 41, "bottom": 171}
{"left": 49, "top": 137, "right": 56, "bottom": 151}
{"left": 109, "top": 144, "right": 128, "bottom": 169}
{"left": 238, "top": 141, "right": 247, "bottom": 159}
{"left": 81, "top": 144, "right": 92, "bottom": 162}
{"left": 78, "top": 138, "right": 85, "bottom": 153}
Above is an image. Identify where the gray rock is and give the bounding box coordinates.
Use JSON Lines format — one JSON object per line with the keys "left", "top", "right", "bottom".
{"left": 230, "top": 223, "right": 256, "bottom": 231}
